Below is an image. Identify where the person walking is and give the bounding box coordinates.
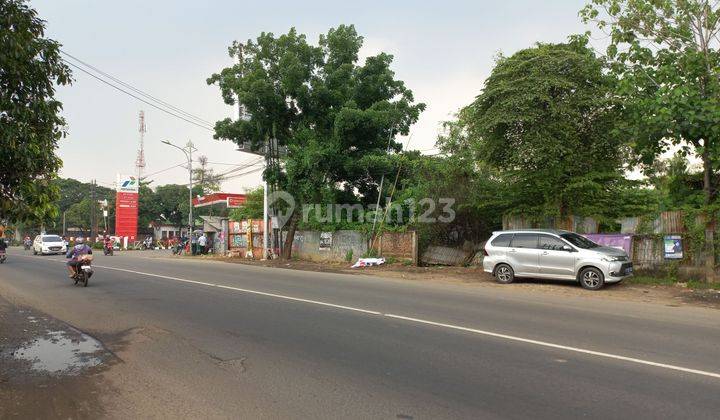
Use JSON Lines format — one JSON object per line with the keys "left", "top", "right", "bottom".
{"left": 190, "top": 233, "right": 198, "bottom": 256}
{"left": 197, "top": 233, "right": 207, "bottom": 255}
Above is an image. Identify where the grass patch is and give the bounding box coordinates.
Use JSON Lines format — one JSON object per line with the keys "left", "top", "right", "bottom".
{"left": 686, "top": 280, "right": 720, "bottom": 290}
{"left": 627, "top": 273, "right": 720, "bottom": 290}
{"left": 625, "top": 275, "right": 677, "bottom": 286}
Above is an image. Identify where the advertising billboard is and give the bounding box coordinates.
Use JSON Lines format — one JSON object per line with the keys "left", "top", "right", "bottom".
{"left": 115, "top": 174, "right": 139, "bottom": 240}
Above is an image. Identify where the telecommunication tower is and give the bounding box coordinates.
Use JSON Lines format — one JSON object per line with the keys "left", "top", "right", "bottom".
{"left": 136, "top": 110, "right": 146, "bottom": 180}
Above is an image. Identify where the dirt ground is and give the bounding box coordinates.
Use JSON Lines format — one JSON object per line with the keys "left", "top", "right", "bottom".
{"left": 0, "top": 296, "right": 115, "bottom": 419}
{"left": 212, "top": 256, "right": 720, "bottom": 310}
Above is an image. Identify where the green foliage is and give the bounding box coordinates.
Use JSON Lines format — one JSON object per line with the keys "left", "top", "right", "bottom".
{"left": 345, "top": 249, "right": 353, "bottom": 262}
{"left": 64, "top": 198, "right": 94, "bottom": 232}
{"left": 193, "top": 155, "right": 221, "bottom": 195}
{"left": 463, "top": 36, "right": 628, "bottom": 220}
{"left": 0, "top": 0, "right": 72, "bottom": 223}
{"left": 208, "top": 25, "right": 425, "bottom": 256}
{"left": 228, "top": 187, "right": 264, "bottom": 221}
{"left": 581, "top": 1, "right": 720, "bottom": 205}
{"left": 51, "top": 178, "right": 115, "bottom": 232}
{"left": 153, "top": 184, "right": 192, "bottom": 227}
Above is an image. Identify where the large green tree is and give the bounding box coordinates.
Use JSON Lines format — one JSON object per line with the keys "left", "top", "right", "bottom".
{"left": 0, "top": 0, "right": 71, "bottom": 222}
{"left": 581, "top": 0, "right": 720, "bottom": 280}
{"left": 463, "top": 37, "right": 628, "bottom": 220}
{"left": 208, "top": 25, "right": 425, "bottom": 257}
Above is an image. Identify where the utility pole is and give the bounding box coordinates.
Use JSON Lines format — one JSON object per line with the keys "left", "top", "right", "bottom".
{"left": 90, "top": 179, "right": 97, "bottom": 241}
{"left": 188, "top": 140, "right": 194, "bottom": 232}
{"left": 162, "top": 139, "right": 196, "bottom": 234}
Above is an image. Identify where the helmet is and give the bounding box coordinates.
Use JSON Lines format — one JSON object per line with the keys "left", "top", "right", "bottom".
{"left": 76, "top": 237, "right": 84, "bottom": 244}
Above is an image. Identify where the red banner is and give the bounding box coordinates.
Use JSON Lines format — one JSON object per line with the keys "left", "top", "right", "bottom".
{"left": 115, "top": 191, "right": 138, "bottom": 240}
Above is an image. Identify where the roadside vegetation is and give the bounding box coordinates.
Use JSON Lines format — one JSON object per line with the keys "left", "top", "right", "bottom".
{"left": 5, "top": 1, "right": 720, "bottom": 284}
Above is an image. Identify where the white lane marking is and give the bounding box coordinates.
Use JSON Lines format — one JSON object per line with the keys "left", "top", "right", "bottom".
{"left": 11, "top": 253, "right": 720, "bottom": 380}
{"left": 383, "top": 314, "right": 720, "bottom": 379}
{"left": 94, "top": 265, "right": 382, "bottom": 316}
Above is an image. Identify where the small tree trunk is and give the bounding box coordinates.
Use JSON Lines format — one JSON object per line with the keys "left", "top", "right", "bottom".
{"left": 281, "top": 210, "right": 299, "bottom": 260}
{"left": 701, "top": 146, "right": 716, "bottom": 283}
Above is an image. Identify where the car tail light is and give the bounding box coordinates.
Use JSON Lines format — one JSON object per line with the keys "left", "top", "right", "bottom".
{"left": 483, "top": 247, "right": 489, "bottom": 256}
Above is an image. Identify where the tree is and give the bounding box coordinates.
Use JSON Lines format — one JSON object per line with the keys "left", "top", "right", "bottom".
{"left": 193, "top": 155, "right": 221, "bottom": 195}
{"left": 581, "top": 0, "right": 720, "bottom": 280}
{"left": 64, "top": 198, "right": 93, "bottom": 233}
{"left": 51, "top": 178, "right": 114, "bottom": 233}
{"left": 154, "top": 184, "right": 192, "bottom": 227}
{"left": 208, "top": 25, "right": 425, "bottom": 258}
{"left": 0, "top": 0, "right": 71, "bottom": 222}
{"left": 463, "top": 37, "right": 628, "bottom": 220}
{"left": 228, "top": 187, "right": 264, "bottom": 221}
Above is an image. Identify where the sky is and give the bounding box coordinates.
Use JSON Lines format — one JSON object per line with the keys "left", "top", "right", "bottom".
{"left": 32, "top": 0, "right": 592, "bottom": 192}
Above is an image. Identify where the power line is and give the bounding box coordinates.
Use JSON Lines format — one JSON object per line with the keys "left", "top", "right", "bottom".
{"left": 215, "top": 158, "right": 264, "bottom": 178}
{"left": 141, "top": 161, "right": 188, "bottom": 179}
{"left": 61, "top": 50, "right": 214, "bottom": 127}
{"left": 64, "top": 60, "right": 215, "bottom": 132}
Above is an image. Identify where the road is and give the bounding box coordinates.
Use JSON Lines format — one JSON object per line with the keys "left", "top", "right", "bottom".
{"left": 1, "top": 247, "right": 720, "bottom": 419}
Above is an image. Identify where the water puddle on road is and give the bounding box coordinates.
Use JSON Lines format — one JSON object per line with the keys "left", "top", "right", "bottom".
{"left": 13, "top": 330, "right": 105, "bottom": 374}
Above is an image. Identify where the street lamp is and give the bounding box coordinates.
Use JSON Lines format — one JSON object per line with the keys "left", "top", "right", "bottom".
{"left": 162, "top": 139, "right": 196, "bottom": 233}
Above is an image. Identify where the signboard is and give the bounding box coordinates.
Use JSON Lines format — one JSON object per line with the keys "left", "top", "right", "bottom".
{"left": 116, "top": 174, "right": 139, "bottom": 193}
{"left": 115, "top": 174, "right": 139, "bottom": 241}
{"left": 664, "top": 235, "right": 683, "bottom": 260}
{"left": 319, "top": 231, "right": 332, "bottom": 250}
{"left": 227, "top": 196, "right": 245, "bottom": 208}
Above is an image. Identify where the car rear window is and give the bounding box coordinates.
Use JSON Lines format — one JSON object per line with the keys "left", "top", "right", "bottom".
{"left": 42, "top": 235, "right": 62, "bottom": 242}
{"left": 491, "top": 234, "right": 513, "bottom": 247}
{"left": 510, "top": 233, "right": 538, "bottom": 249}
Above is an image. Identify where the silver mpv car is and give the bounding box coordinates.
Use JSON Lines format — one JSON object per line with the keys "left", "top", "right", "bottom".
{"left": 483, "top": 229, "right": 633, "bottom": 290}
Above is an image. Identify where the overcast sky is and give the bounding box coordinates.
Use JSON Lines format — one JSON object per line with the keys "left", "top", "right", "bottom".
{"left": 33, "top": 0, "right": 591, "bottom": 192}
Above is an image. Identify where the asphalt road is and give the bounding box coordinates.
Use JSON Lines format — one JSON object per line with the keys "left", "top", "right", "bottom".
{"left": 1, "top": 247, "right": 720, "bottom": 419}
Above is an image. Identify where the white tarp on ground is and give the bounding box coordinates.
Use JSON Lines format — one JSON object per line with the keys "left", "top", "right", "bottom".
{"left": 351, "top": 258, "right": 385, "bottom": 268}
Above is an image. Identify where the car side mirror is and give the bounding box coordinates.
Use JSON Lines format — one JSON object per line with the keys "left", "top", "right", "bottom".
{"left": 562, "top": 245, "right": 574, "bottom": 252}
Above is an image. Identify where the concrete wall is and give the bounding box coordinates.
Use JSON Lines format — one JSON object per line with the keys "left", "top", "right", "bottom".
{"left": 290, "top": 230, "right": 368, "bottom": 262}
{"left": 371, "top": 231, "right": 417, "bottom": 264}
{"left": 284, "top": 230, "right": 417, "bottom": 263}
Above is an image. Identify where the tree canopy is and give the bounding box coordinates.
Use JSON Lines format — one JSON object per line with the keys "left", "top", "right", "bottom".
{"left": 463, "top": 37, "right": 629, "bottom": 219}
{"left": 0, "top": 0, "right": 71, "bottom": 222}
{"left": 208, "top": 25, "right": 425, "bottom": 257}
{"left": 581, "top": 0, "right": 720, "bottom": 205}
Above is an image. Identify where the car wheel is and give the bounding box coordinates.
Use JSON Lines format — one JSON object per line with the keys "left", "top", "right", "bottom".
{"left": 494, "top": 264, "right": 515, "bottom": 284}
{"left": 579, "top": 267, "right": 605, "bottom": 290}
{"left": 33, "top": 248, "right": 37, "bottom": 255}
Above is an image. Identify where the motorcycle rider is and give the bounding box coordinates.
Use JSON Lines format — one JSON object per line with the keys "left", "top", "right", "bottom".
{"left": 23, "top": 235, "right": 31, "bottom": 250}
{"left": 0, "top": 236, "right": 7, "bottom": 256}
{"left": 103, "top": 235, "right": 113, "bottom": 250}
{"left": 66, "top": 237, "right": 92, "bottom": 278}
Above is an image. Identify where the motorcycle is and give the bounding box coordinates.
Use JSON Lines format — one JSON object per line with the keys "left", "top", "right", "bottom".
{"left": 172, "top": 239, "right": 188, "bottom": 255}
{"left": 72, "top": 255, "right": 93, "bottom": 287}
{"left": 103, "top": 241, "right": 114, "bottom": 256}
{"left": 23, "top": 240, "right": 31, "bottom": 251}
{"left": 0, "top": 250, "right": 6, "bottom": 264}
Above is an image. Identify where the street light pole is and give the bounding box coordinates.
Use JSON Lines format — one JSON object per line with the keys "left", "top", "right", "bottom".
{"left": 187, "top": 140, "right": 194, "bottom": 233}
{"left": 162, "top": 139, "right": 196, "bottom": 234}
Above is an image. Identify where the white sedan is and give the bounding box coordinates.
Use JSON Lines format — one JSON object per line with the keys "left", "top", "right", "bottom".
{"left": 33, "top": 234, "right": 67, "bottom": 255}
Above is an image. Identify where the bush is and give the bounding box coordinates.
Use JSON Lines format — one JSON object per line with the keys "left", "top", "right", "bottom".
{"left": 345, "top": 249, "right": 353, "bottom": 262}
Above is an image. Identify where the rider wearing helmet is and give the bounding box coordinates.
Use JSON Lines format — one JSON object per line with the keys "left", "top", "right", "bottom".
{"left": 66, "top": 238, "right": 92, "bottom": 278}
